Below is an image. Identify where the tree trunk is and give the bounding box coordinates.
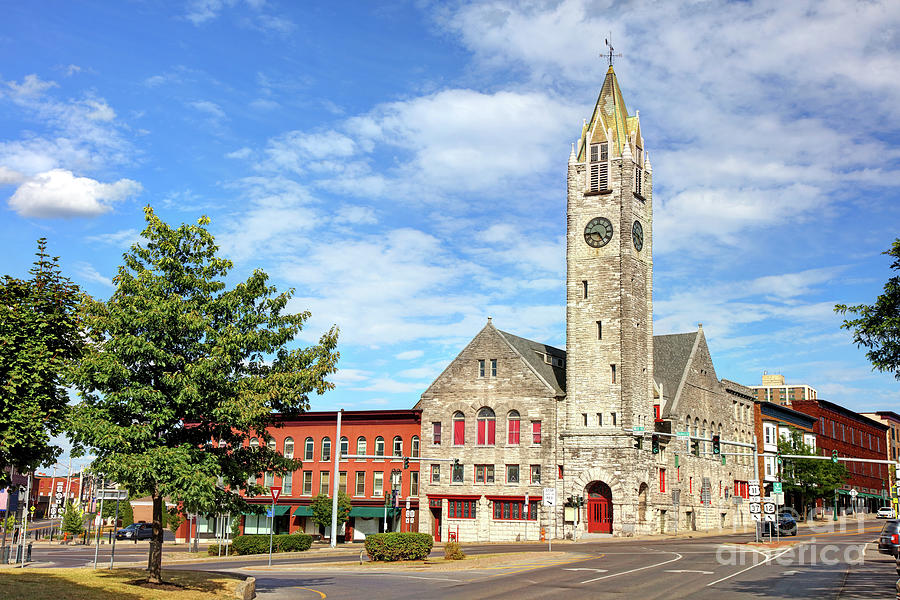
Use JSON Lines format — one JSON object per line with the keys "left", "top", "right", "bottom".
{"left": 147, "top": 493, "right": 164, "bottom": 584}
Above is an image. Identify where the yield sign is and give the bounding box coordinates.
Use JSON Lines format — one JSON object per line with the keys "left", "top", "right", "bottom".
{"left": 270, "top": 486, "right": 282, "bottom": 503}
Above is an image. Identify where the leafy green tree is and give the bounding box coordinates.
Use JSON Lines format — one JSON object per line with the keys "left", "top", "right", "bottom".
{"left": 61, "top": 500, "right": 85, "bottom": 536}
{"left": 310, "top": 491, "right": 352, "bottom": 535}
{"left": 68, "top": 207, "right": 339, "bottom": 583}
{"left": 0, "top": 240, "right": 83, "bottom": 487}
{"left": 777, "top": 429, "right": 848, "bottom": 518}
{"left": 836, "top": 238, "right": 900, "bottom": 378}
{"left": 101, "top": 495, "right": 134, "bottom": 526}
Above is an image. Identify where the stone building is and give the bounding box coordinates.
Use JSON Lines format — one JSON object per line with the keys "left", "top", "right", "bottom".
{"left": 417, "top": 65, "right": 754, "bottom": 541}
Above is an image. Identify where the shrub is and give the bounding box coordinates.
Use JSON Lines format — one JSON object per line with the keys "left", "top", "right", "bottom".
{"left": 231, "top": 534, "right": 270, "bottom": 555}
{"left": 364, "top": 533, "right": 433, "bottom": 562}
{"left": 231, "top": 533, "right": 313, "bottom": 555}
{"left": 276, "top": 533, "right": 312, "bottom": 552}
{"left": 443, "top": 541, "right": 465, "bottom": 560}
{"left": 207, "top": 544, "right": 222, "bottom": 556}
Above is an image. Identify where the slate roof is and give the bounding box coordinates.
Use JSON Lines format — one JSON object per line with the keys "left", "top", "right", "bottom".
{"left": 492, "top": 328, "right": 702, "bottom": 400}
{"left": 497, "top": 330, "right": 567, "bottom": 395}
{"left": 651, "top": 332, "right": 698, "bottom": 403}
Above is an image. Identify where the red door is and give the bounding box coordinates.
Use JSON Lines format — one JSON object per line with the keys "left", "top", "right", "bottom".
{"left": 586, "top": 482, "right": 613, "bottom": 533}
{"left": 431, "top": 506, "right": 441, "bottom": 541}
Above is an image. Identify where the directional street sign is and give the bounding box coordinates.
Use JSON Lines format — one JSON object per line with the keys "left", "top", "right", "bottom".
{"left": 676, "top": 431, "right": 689, "bottom": 438}
{"left": 773, "top": 482, "right": 782, "bottom": 493}
{"left": 763, "top": 499, "right": 776, "bottom": 522}
{"left": 632, "top": 427, "right": 645, "bottom": 433}
{"left": 543, "top": 487, "right": 556, "bottom": 506}
{"left": 849, "top": 489, "right": 858, "bottom": 497}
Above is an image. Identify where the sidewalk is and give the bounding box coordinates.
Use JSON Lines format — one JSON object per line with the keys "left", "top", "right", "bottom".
{"left": 836, "top": 544, "right": 898, "bottom": 599}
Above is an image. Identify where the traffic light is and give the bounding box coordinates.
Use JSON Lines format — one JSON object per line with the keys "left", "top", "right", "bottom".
{"left": 453, "top": 457, "right": 460, "bottom": 467}
{"left": 577, "top": 495, "right": 585, "bottom": 507}
{"left": 567, "top": 496, "right": 574, "bottom": 507}
{"left": 776, "top": 452, "right": 783, "bottom": 465}
{"left": 651, "top": 434, "right": 660, "bottom": 454}
{"left": 712, "top": 435, "right": 720, "bottom": 455}
{"left": 634, "top": 436, "right": 643, "bottom": 450}
{"left": 831, "top": 450, "right": 838, "bottom": 464}
{"left": 691, "top": 439, "right": 700, "bottom": 456}
{"left": 404, "top": 456, "right": 409, "bottom": 469}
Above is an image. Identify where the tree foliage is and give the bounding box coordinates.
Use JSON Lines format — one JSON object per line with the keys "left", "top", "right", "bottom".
{"left": 777, "top": 430, "right": 848, "bottom": 516}
{"left": 836, "top": 238, "right": 900, "bottom": 378}
{"left": 310, "top": 490, "right": 352, "bottom": 531}
{"left": 0, "top": 240, "right": 83, "bottom": 487}
{"left": 67, "top": 207, "right": 339, "bottom": 582}
{"left": 61, "top": 500, "right": 85, "bottom": 535}
{"left": 100, "top": 494, "right": 134, "bottom": 526}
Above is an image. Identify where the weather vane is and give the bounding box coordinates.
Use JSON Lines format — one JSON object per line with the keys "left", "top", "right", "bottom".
{"left": 604, "top": 35, "right": 622, "bottom": 67}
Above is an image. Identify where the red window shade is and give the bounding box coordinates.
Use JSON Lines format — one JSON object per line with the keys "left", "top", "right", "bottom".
{"left": 477, "top": 419, "right": 485, "bottom": 445}
{"left": 654, "top": 405, "right": 661, "bottom": 421}
{"left": 533, "top": 421, "right": 542, "bottom": 444}
{"left": 477, "top": 418, "right": 495, "bottom": 445}
{"left": 487, "top": 420, "right": 495, "bottom": 445}
{"left": 508, "top": 419, "right": 520, "bottom": 444}
{"left": 453, "top": 419, "right": 465, "bottom": 445}
{"left": 659, "top": 468, "right": 666, "bottom": 493}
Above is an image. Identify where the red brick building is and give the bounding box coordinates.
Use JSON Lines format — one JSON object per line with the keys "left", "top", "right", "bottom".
{"left": 177, "top": 409, "right": 422, "bottom": 542}
{"left": 791, "top": 399, "right": 890, "bottom": 514}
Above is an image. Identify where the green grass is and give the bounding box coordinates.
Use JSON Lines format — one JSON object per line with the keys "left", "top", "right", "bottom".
{"left": 0, "top": 567, "right": 239, "bottom": 600}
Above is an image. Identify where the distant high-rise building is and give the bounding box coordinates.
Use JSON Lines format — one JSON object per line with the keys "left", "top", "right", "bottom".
{"left": 748, "top": 373, "right": 817, "bottom": 406}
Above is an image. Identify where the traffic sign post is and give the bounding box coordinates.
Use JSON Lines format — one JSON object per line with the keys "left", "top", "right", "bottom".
{"left": 268, "top": 486, "right": 281, "bottom": 567}
{"left": 543, "top": 487, "right": 556, "bottom": 552}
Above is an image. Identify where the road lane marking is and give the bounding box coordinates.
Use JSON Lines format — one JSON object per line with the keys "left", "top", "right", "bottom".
{"left": 665, "top": 569, "right": 714, "bottom": 574}
{"left": 293, "top": 586, "right": 327, "bottom": 598}
{"left": 564, "top": 568, "right": 608, "bottom": 573}
{"left": 580, "top": 552, "right": 683, "bottom": 584}
{"left": 705, "top": 546, "right": 795, "bottom": 587}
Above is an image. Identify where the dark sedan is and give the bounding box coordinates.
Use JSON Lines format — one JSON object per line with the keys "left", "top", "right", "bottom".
{"left": 115, "top": 522, "right": 153, "bottom": 540}
{"left": 878, "top": 520, "right": 900, "bottom": 557}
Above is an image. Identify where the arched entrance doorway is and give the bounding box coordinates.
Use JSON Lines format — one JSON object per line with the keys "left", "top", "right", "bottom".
{"left": 586, "top": 481, "right": 613, "bottom": 533}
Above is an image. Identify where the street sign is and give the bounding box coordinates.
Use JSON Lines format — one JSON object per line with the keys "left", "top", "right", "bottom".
{"left": 672, "top": 489, "right": 680, "bottom": 508}
{"left": 96, "top": 489, "right": 128, "bottom": 501}
{"left": 270, "top": 486, "right": 282, "bottom": 503}
{"left": 266, "top": 509, "right": 273, "bottom": 518}
{"left": 763, "top": 499, "right": 776, "bottom": 522}
{"left": 772, "top": 482, "right": 782, "bottom": 494}
{"left": 676, "top": 431, "right": 689, "bottom": 438}
{"left": 633, "top": 426, "right": 645, "bottom": 433}
{"left": 849, "top": 489, "right": 858, "bottom": 497}
{"left": 543, "top": 487, "right": 556, "bottom": 506}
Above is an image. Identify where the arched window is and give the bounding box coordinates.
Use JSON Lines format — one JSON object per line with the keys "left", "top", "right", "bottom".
{"left": 268, "top": 438, "right": 277, "bottom": 452}
{"left": 357, "top": 436, "right": 367, "bottom": 458}
{"left": 304, "top": 437, "right": 314, "bottom": 461}
{"left": 477, "top": 407, "right": 496, "bottom": 445}
{"left": 250, "top": 437, "right": 259, "bottom": 449}
{"left": 340, "top": 436, "right": 349, "bottom": 460}
{"left": 375, "top": 436, "right": 385, "bottom": 457}
{"left": 284, "top": 437, "right": 294, "bottom": 459}
{"left": 322, "top": 437, "right": 331, "bottom": 462}
{"left": 453, "top": 411, "right": 465, "bottom": 445}
{"left": 411, "top": 435, "right": 420, "bottom": 457}
{"left": 507, "top": 410, "right": 520, "bottom": 445}
{"left": 393, "top": 436, "right": 403, "bottom": 457}
{"left": 693, "top": 418, "right": 699, "bottom": 437}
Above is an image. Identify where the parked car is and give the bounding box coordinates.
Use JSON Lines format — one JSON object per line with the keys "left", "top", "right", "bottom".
{"left": 877, "top": 506, "right": 895, "bottom": 519}
{"left": 877, "top": 519, "right": 900, "bottom": 557}
{"left": 115, "top": 522, "right": 153, "bottom": 540}
{"left": 763, "top": 511, "right": 797, "bottom": 536}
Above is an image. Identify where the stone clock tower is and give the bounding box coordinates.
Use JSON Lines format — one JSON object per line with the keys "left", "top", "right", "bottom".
{"left": 561, "top": 65, "right": 655, "bottom": 536}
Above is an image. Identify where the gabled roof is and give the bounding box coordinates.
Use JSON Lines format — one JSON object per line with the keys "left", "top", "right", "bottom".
{"left": 497, "top": 330, "right": 566, "bottom": 395}
{"left": 652, "top": 331, "right": 698, "bottom": 405}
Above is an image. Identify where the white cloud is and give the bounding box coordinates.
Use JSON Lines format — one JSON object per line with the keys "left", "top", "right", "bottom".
{"left": 395, "top": 350, "right": 424, "bottom": 360}
{"left": 86, "top": 228, "right": 141, "bottom": 247}
{"left": 8, "top": 169, "right": 141, "bottom": 218}
{"left": 0, "top": 167, "right": 25, "bottom": 185}
{"left": 74, "top": 261, "right": 114, "bottom": 289}
{"left": 227, "top": 147, "right": 253, "bottom": 160}
{"left": 190, "top": 100, "right": 226, "bottom": 120}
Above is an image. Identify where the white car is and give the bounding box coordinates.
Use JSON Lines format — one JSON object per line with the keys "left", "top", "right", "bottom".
{"left": 877, "top": 506, "right": 894, "bottom": 519}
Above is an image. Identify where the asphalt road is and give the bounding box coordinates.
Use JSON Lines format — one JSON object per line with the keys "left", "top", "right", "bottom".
{"left": 16, "top": 519, "right": 898, "bottom": 599}
{"left": 226, "top": 520, "right": 896, "bottom": 599}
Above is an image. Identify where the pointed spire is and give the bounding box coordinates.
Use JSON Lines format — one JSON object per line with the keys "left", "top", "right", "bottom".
{"left": 621, "top": 137, "right": 632, "bottom": 161}
{"left": 569, "top": 142, "right": 576, "bottom": 164}
{"left": 645, "top": 153, "right": 652, "bottom": 173}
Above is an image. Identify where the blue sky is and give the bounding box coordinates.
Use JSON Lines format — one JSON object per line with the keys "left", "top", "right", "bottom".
{"left": 2, "top": 0, "right": 900, "bottom": 439}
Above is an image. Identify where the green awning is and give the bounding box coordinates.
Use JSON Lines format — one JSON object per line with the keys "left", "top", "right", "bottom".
{"left": 293, "top": 505, "right": 313, "bottom": 517}
{"left": 245, "top": 505, "right": 291, "bottom": 517}
{"left": 350, "top": 506, "right": 393, "bottom": 518}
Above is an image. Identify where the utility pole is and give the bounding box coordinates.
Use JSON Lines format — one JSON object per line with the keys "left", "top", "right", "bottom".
{"left": 19, "top": 473, "right": 32, "bottom": 568}
{"left": 93, "top": 476, "right": 104, "bottom": 570}
{"left": 1, "top": 467, "right": 13, "bottom": 563}
{"left": 330, "top": 409, "right": 342, "bottom": 548}
{"left": 109, "top": 494, "right": 120, "bottom": 569}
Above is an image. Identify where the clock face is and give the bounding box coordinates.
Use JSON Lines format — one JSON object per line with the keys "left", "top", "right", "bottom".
{"left": 632, "top": 220, "right": 644, "bottom": 252}
{"left": 584, "top": 217, "right": 613, "bottom": 248}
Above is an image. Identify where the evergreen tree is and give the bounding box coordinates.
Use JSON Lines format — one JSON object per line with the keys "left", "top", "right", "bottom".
{"left": 101, "top": 495, "right": 134, "bottom": 526}
{"left": 68, "top": 207, "right": 339, "bottom": 583}
{"left": 61, "top": 500, "right": 85, "bottom": 536}
{"left": 0, "top": 240, "right": 83, "bottom": 487}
